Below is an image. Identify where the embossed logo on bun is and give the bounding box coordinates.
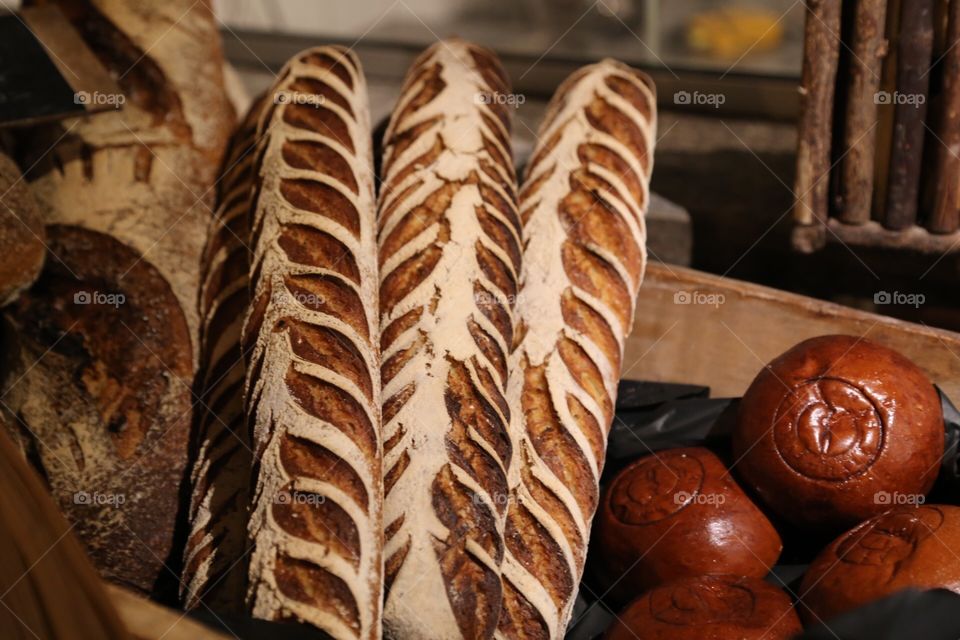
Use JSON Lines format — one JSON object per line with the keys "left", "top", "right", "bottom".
{"left": 801, "top": 505, "right": 960, "bottom": 624}
{"left": 608, "top": 452, "right": 705, "bottom": 525}
{"left": 605, "top": 575, "right": 802, "bottom": 640}
{"left": 595, "top": 448, "right": 782, "bottom": 606}
{"left": 732, "top": 335, "right": 943, "bottom": 530}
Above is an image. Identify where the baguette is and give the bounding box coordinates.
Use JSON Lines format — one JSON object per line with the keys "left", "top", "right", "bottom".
{"left": 181, "top": 99, "right": 264, "bottom": 611}
{"left": 2, "top": 0, "right": 234, "bottom": 599}
{"left": 242, "top": 47, "right": 382, "bottom": 639}
{"left": 378, "top": 39, "right": 520, "bottom": 639}
{"left": 497, "top": 60, "right": 657, "bottom": 639}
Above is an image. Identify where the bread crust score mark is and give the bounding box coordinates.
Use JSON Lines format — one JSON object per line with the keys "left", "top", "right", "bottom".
{"left": 182, "top": 99, "right": 264, "bottom": 611}
{"left": 378, "top": 39, "right": 520, "bottom": 640}
{"left": 243, "top": 47, "right": 382, "bottom": 639}
{"left": 496, "top": 60, "right": 657, "bottom": 640}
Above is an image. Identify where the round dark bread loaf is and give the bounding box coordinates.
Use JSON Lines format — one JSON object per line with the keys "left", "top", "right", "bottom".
{"left": 595, "top": 447, "right": 781, "bottom": 604}
{"left": 732, "top": 335, "right": 943, "bottom": 530}
{"left": 605, "top": 574, "right": 802, "bottom": 640}
{"left": 0, "top": 153, "right": 44, "bottom": 307}
{"left": 800, "top": 504, "right": 960, "bottom": 623}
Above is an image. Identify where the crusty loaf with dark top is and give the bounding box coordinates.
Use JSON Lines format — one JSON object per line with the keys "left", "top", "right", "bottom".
{"left": 0, "top": 152, "right": 45, "bottom": 306}
{"left": 497, "top": 60, "right": 656, "bottom": 639}
{"left": 2, "top": 0, "right": 234, "bottom": 599}
{"left": 242, "top": 47, "right": 382, "bottom": 639}
{"left": 182, "top": 98, "right": 264, "bottom": 612}
{"left": 378, "top": 39, "right": 520, "bottom": 639}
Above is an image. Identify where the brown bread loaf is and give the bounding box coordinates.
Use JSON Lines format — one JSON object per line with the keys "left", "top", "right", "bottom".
{"left": 732, "top": 335, "right": 944, "bottom": 531}
{"left": 594, "top": 447, "right": 781, "bottom": 604}
{"left": 605, "top": 575, "right": 801, "bottom": 640}
{"left": 2, "top": 0, "right": 234, "bottom": 599}
{"left": 801, "top": 504, "right": 960, "bottom": 622}
{"left": 497, "top": 59, "right": 657, "bottom": 639}
{"left": 181, "top": 99, "right": 264, "bottom": 612}
{"left": 377, "top": 39, "right": 520, "bottom": 639}
{"left": 242, "top": 47, "right": 382, "bottom": 639}
{"left": 0, "top": 153, "right": 45, "bottom": 306}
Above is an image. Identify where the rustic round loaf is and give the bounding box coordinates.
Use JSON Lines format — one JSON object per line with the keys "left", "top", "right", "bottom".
{"left": 800, "top": 504, "right": 960, "bottom": 623}
{"left": 732, "top": 335, "right": 943, "bottom": 530}
{"left": 595, "top": 447, "right": 781, "bottom": 602}
{"left": 605, "top": 574, "right": 802, "bottom": 640}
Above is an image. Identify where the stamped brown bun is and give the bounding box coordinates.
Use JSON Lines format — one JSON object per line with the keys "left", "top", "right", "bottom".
{"left": 595, "top": 447, "right": 781, "bottom": 602}
{"left": 800, "top": 504, "right": 960, "bottom": 623}
{"left": 605, "top": 574, "right": 802, "bottom": 640}
{"left": 732, "top": 335, "right": 943, "bottom": 530}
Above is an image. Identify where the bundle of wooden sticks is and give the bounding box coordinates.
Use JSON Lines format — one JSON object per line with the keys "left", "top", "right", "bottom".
{"left": 793, "top": 0, "right": 960, "bottom": 254}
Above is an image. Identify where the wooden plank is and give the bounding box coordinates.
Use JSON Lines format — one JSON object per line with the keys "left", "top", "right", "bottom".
{"left": 884, "top": 0, "right": 935, "bottom": 230}
{"left": 106, "top": 585, "right": 229, "bottom": 640}
{"left": 794, "top": 0, "right": 843, "bottom": 227}
{"left": 929, "top": 0, "right": 960, "bottom": 233}
{"left": 871, "top": 0, "right": 900, "bottom": 221}
{"left": 625, "top": 263, "right": 960, "bottom": 401}
{"left": 837, "top": 0, "right": 889, "bottom": 225}
{"left": 824, "top": 217, "right": 960, "bottom": 252}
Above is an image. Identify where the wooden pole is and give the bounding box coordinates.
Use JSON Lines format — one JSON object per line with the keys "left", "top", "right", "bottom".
{"left": 871, "top": 0, "right": 900, "bottom": 222}
{"left": 794, "top": 0, "right": 843, "bottom": 231}
{"left": 929, "top": 0, "right": 960, "bottom": 233}
{"left": 837, "top": 0, "right": 889, "bottom": 225}
{"left": 884, "top": 0, "right": 934, "bottom": 230}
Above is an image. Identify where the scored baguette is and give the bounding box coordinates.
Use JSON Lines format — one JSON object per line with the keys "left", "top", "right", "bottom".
{"left": 378, "top": 39, "right": 521, "bottom": 639}
{"left": 242, "top": 47, "right": 382, "bottom": 639}
{"left": 497, "top": 60, "right": 657, "bottom": 639}
{"left": 181, "top": 98, "right": 264, "bottom": 611}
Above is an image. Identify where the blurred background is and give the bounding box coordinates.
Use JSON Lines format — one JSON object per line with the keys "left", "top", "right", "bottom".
{"left": 6, "top": 0, "right": 954, "bottom": 331}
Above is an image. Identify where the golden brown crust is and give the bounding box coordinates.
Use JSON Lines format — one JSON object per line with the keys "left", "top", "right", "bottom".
{"left": 243, "top": 47, "right": 382, "bottom": 639}
{"left": 498, "top": 60, "right": 656, "bottom": 639}
{"left": 378, "top": 39, "right": 519, "bottom": 640}
{"left": 182, "top": 100, "right": 264, "bottom": 611}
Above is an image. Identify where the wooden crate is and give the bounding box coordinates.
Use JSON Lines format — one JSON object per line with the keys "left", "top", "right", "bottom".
{"left": 103, "top": 263, "right": 960, "bottom": 637}
{"left": 625, "top": 262, "right": 960, "bottom": 399}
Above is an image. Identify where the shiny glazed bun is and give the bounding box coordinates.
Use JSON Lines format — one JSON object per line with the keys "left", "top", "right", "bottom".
{"left": 800, "top": 504, "right": 960, "bottom": 623}
{"left": 595, "top": 447, "right": 781, "bottom": 602}
{"left": 732, "top": 335, "right": 943, "bottom": 530}
{"left": 605, "top": 574, "right": 802, "bottom": 640}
